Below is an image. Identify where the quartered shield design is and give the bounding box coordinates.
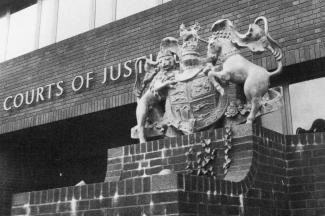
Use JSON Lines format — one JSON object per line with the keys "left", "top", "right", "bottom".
{"left": 165, "top": 73, "right": 228, "bottom": 134}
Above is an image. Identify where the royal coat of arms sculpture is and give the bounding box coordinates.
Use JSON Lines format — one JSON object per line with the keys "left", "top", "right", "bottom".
{"left": 131, "top": 17, "right": 283, "bottom": 143}
{"left": 163, "top": 23, "right": 228, "bottom": 136}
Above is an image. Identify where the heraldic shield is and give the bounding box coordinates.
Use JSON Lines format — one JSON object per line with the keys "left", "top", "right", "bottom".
{"left": 164, "top": 73, "right": 228, "bottom": 135}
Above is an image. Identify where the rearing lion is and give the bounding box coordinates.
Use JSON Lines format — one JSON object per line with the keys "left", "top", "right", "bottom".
{"left": 204, "top": 16, "right": 283, "bottom": 123}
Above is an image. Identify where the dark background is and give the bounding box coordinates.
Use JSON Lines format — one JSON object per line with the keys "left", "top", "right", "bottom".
{"left": 0, "top": 103, "right": 136, "bottom": 212}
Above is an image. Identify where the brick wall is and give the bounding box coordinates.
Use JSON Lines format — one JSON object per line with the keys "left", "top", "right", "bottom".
{"left": 11, "top": 173, "right": 247, "bottom": 216}
{"left": 286, "top": 132, "right": 325, "bottom": 216}
{"left": 104, "top": 124, "right": 290, "bottom": 215}
{"left": 242, "top": 126, "right": 288, "bottom": 215}
{"left": 0, "top": 0, "right": 324, "bottom": 134}
{"left": 6, "top": 124, "right": 279, "bottom": 215}
{"left": 104, "top": 124, "right": 254, "bottom": 182}
{"left": 11, "top": 124, "right": 325, "bottom": 215}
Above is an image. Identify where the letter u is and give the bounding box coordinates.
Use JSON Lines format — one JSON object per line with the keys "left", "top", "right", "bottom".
{"left": 25, "top": 89, "right": 35, "bottom": 105}
{"left": 110, "top": 64, "right": 121, "bottom": 81}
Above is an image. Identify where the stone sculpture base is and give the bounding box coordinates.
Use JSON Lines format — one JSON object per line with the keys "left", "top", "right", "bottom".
{"left": 11, "top": 124, "right": 325, "bottom": 216}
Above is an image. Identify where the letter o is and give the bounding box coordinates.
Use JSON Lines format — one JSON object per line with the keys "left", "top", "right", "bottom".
{"left": 72, "top": 75, "right": 84, "bottom": 92}
{"left": 13, "top": 93, "right": 24, "bottom": 108}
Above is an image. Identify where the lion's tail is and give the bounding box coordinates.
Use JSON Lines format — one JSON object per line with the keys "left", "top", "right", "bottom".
{"left": 268, "top": 42, "right": 283, "bottom": 77}
{"left": 269, "top": 60, "right": 283, "bottom": 77}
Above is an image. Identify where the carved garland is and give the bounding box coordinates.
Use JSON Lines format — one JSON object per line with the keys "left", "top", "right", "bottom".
{"left": 185, "top": 147, "right": 196, "bottom": 174}
{"left": 185, "top": 138, "right": 217, "bottom": 176}
{"left": 197, "top": 139, "right": 217, "bottom": 176}
{"left": 185, "top": 127, "right": 233, "bottom": 176}
{"left": 223, "top": 126, "right": 232, "bottom": 174}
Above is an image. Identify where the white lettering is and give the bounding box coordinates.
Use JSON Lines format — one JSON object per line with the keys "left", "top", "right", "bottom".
{"left": 36, "top": 87, "right": 45, "bottom": 102}
{"left": 45, "top": 83, "right": 56, "bottom": 99}
{"left": 56, "top": 81, "right": 64, "bottom": 97}
{"left": 135, "top": 56, "right": 146, "bottom": 74}
{"left": 72, "top": 75, "right": 84, "bottom": 92}
{"left": 2, "top": 54, "right": 157, "bottom": 111}
{"left": 3, "top": 96, "right": 12, "bottom": 111}
{"left": 102, "top": 67, "right": 108, "bottom": 84}
{"left": 123, "top": 60, "right": 132, "bottom": 78}
{"left": 13, "top": 93, "right": 24, "bottom": 108}
{"left": 25, "top": 89, "right": 35, "bottom": 105}
{"left": 86, "top": 72, "right": 94, "bottom": 88}
{"left": 110, "top": 64, "right": 121, "bottom": 81}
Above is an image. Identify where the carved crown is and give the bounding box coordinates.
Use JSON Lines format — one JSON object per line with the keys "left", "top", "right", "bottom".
{"left": 179, "top": 22, "right": 200, "bottom": 57}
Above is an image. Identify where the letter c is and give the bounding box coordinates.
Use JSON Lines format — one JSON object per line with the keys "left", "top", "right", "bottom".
{"left": 3, "top": 96, "right": 13, "bottom": 111}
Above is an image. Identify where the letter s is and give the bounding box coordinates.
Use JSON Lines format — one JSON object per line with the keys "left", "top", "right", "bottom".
{"left": 123, "top": 60, "right": 132, "bottom": 77}
{"left": 55, "top": 81, "right": 64, "bottom": 97}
